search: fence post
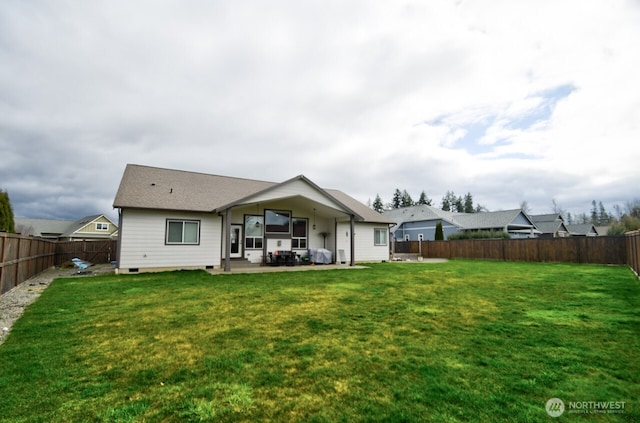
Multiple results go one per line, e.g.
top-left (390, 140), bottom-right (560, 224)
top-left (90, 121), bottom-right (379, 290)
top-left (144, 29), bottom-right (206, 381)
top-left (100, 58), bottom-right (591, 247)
top-left (0, 234), bottom-right (5, 291)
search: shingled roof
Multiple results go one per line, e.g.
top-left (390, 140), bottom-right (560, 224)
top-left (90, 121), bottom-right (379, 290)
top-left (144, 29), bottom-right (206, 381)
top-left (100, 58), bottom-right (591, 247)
top-left (385, 204), bottom-right (537, 232)
top-left (454, 209), bottom-right (528, 230)
top-left (383, 204), bottom-right (458, 228)
top-left (113, 164), bottom-right (274, 212)
top-left (113, 164), bottom-right (393, 224)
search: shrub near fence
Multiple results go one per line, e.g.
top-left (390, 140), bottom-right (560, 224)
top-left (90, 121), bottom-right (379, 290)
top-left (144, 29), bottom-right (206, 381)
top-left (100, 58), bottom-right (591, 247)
top-left (0, 233), bottom-right (56, 295)
top-left (395, 236), bottom-right (628, 265)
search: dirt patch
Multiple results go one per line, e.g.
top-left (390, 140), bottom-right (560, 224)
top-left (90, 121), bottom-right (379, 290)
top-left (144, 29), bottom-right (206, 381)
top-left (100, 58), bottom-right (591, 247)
top-left (0, 264), bottom-right (115, 345)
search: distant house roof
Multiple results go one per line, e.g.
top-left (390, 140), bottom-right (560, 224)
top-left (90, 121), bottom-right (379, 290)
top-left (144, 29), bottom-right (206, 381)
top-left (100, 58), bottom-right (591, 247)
top-left (531, 213), bottom-right (564, 223)
top-left (385, 205), bottom-right (538, 234)
top-left (533, 220), bottom-right (565, 234)
top-left (454, 209), bottom-right (531, 230)
top-left (529, 214), bottom-right (571, 236)
top-left (567, 224), bottom-right (599, 236)
top-left (15, 215), bottom-right (117, 240)
top-left (113, 164), bottom-right (394, 224)
top-left (383, 205), bottom-right (459, 229)
top-left (15, 217), bottom-right (74, 238)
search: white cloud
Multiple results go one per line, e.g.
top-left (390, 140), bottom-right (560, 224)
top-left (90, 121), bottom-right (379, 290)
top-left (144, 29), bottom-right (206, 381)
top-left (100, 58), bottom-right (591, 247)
top-left (0, 0), bottom-right (638, 220)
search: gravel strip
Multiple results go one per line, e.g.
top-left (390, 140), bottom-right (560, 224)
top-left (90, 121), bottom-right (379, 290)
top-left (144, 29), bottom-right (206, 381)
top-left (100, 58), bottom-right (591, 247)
top-left (0, 264), bottom-right (115, 345)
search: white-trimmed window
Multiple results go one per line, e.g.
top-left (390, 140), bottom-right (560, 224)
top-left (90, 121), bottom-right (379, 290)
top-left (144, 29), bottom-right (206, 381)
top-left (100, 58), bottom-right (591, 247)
top-left (166, 220), bottom-right (200, 245)
top-left (96, 222), bottom-right (110, 231)
top-left (292, 218), bottom-right (308, 249)
top-left (375, 228), bottom-right (388, 246)
top-left (245, 215), bottom-right (264, 249)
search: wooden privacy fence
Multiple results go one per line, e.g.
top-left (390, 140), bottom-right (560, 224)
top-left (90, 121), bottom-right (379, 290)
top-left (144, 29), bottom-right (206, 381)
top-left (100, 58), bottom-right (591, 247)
top-left (394, 236), bottom-right (628, 266)
top-left (627, 230), bottom-right (640, 277)
top-left (55, 239), bottom-right (117, 266)
top-left (0, 233), bottom-right (117, 296)
top-left (1, 233), bottom-right (56, 296)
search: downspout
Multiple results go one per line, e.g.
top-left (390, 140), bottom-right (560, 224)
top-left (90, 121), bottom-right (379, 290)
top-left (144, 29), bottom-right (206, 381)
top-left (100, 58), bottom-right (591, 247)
top-left (350, 214), bottom-right (355, 267)
top-left (224, 207), bottom-right (232, 272)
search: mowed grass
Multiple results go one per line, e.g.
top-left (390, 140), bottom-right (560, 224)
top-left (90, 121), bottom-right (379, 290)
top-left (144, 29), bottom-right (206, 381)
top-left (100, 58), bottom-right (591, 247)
top-left (0, 261), bottom-right (638, 422)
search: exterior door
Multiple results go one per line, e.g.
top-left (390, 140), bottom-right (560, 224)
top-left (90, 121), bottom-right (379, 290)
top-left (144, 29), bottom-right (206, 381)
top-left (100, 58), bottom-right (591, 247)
top-left (230, 225), bottom-right (242, 258)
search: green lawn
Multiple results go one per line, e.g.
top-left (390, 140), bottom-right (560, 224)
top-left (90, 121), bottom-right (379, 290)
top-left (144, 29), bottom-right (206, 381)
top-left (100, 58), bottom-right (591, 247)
top-left (0, 261), bottom-right (638, 422)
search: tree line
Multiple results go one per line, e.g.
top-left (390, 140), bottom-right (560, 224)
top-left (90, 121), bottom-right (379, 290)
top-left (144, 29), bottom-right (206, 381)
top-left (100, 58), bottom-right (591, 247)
top-left (372, 189), bottom-right (484, 214)
top-left (534, 198), bottom-right (640, 235)
top-left (371, 189), bottom-right (640, 235)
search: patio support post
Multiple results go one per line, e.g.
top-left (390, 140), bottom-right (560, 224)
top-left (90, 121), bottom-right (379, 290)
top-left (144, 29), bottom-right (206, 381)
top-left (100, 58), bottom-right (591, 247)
top-left (350, 214), bottom-right (355, 266)
top-left (224, 207), bottom-right (232, 272)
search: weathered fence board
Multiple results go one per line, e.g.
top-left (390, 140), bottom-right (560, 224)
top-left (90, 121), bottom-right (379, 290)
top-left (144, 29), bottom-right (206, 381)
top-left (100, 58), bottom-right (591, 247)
top-left (1, 234), bottom-right (117, 296)
top-left (0, 234), bottom-right (56, 295)
top-left (395, 236), bottom-right (628, 266)
top-left (627, 231), bottom-right (640, 277)
top-left (55, 240), bottom-right (117, 265)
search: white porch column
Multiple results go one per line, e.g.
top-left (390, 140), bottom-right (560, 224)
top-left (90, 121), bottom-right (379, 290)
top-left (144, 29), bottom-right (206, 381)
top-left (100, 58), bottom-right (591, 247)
top-left (350, 214), bottom-right (355, 266)
top-left (224, 207), bottom-right (232, 272)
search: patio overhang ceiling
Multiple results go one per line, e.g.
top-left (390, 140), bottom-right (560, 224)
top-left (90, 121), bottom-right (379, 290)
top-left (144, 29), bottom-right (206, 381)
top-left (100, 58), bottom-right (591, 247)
top-left (228, 195), bottom-right (360, 222)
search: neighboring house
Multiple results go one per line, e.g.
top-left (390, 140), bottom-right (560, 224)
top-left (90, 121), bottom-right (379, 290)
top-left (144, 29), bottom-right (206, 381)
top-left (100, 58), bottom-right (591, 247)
top-left (566, 224), bottom-right (599, 237)
top-left (530, 214), bottom-right (571, 238)
top-left (15, 215), bottom-right (118, 241)
top-left (385, 205), bottom-right (539, 241)
top-left (384, 206), bottom-right (460, 241)
top-left (112, 164), bottom-right (394, 273)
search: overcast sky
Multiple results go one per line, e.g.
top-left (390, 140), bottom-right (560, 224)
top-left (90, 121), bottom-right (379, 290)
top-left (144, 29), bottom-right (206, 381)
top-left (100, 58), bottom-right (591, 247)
top-left (1, 0), bottom-right (639, 222)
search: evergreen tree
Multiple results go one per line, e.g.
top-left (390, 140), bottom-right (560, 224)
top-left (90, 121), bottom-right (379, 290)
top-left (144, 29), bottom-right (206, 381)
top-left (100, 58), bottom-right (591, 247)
top-left (441, 191), bottom-right (465, 212)
top-left (463, 192), bottom-right (474, 213)
top-left (0, 190), bottom-right (16, 233)
top-left (391, 189), bottom-right (402, 209)
top-left (453, 195), bottom-right (464, 213)
top-left (598, 201), bottom-right (610, 224)
top-left (435, 222), bottom-right (444, 240)
top-left (372, 194), bottom-right (384, 213)
top-left (629, 200), bottom-right (640, 218)
top-left (590, 200), bottom-right (598, 224)
top-left (401, 190), bottom-right (414, 208)
top-left (441, 191), bottom-right (452, 211)
top-left (417, 191), bottom-right (432, 206)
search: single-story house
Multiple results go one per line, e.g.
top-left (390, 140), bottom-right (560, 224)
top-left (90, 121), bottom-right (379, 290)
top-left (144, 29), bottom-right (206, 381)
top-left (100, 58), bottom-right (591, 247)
top-left (112, 164), bottom-right (394, 273)
top-left (385, 204), bottom-right (539, 241)
top-left (566, 224), bottom-right (599, 237)
top-left (15, 215), bottom-right (118, 241)
top-left (530, 214), bottom-right (571, 238)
